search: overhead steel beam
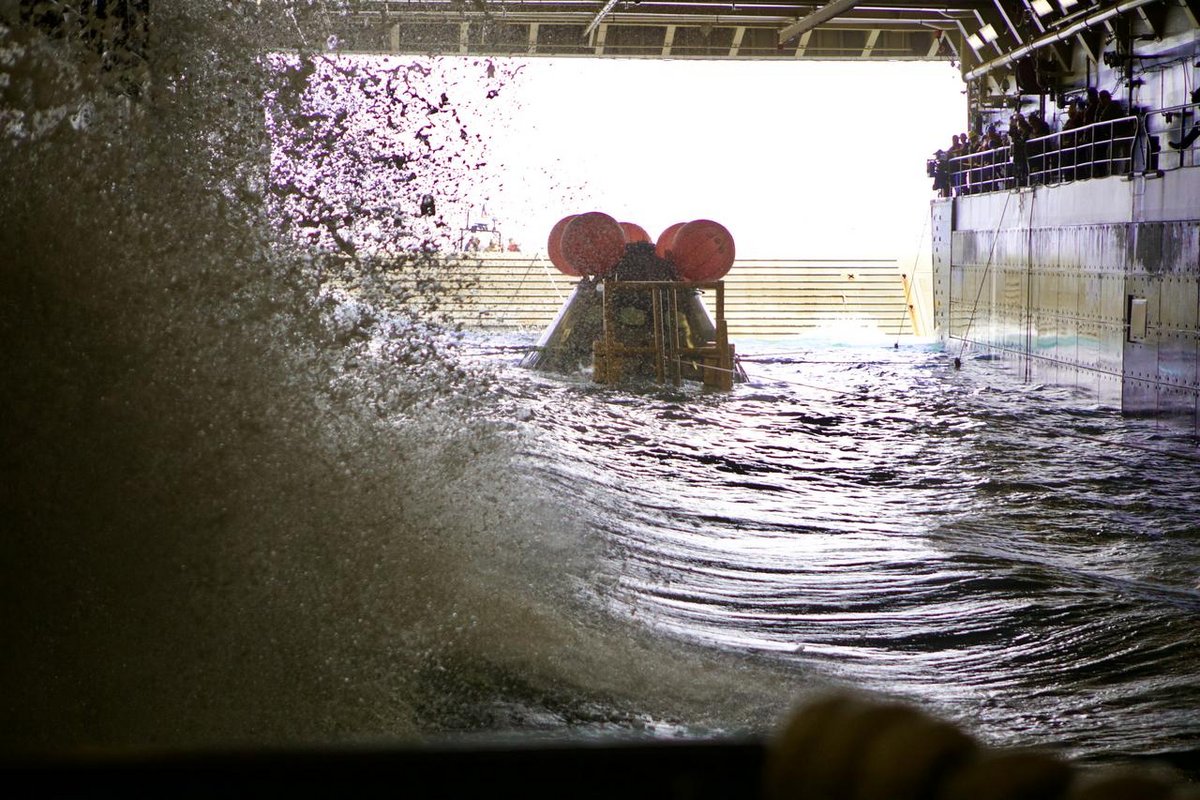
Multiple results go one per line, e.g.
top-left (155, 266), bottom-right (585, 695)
top-left (990, 0), bottom-right (1027, 46)
top-left (1075, 25), bottom-right (1105, 64)
top-left (346, 9), bottom-right (968, 33)
top-left (1014, 0), bottom-right (1071, 72)
top-left (778, 0), bottom-right (864, 44)
top-left (1183, 0), bottom-right (1200, 27)
top-left (583, 0), bottom-right (621, 40)
top-left (1136, 3), bottom-right (1167, 39)
top-left (963, 0), bottom-right (1161, 80)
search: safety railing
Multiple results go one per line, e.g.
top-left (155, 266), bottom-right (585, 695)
top-left (1143, 102), bottom-right (1200, 172)
top-left (946, 145), bottom-right (1014, 196)
top-left (1026, 115), bottom-right (1139, 185)
top-left (937, 115), bottom-right (1140, 197)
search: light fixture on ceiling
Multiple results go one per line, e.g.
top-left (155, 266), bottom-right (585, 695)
top-left (979, 23), bottom-right (999, 43)
top-left (1057, 0), bottom-right (1079, 11)
top-left (1031, 0), bottom-right (1054, 15)
top-left (967, 32), bottom-right (985, 52)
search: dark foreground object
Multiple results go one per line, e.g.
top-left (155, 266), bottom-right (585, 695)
top-left (3, 738), bottom-right (765, 799)
top-left (5, 693), bottom-right (1196, 798)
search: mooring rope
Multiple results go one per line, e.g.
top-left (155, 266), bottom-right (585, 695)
top-left (894, 212), bottom-right (930, 345)
top-left (955, 189), bottom-right (1014, 367)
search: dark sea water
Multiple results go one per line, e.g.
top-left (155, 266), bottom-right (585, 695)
top-left (2, 5), bottom-right (1197, 784)
top-left (460, 331), bottom-right (1200, 773)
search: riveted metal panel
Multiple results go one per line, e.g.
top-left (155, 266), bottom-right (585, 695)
top-left (1031, 268), bottom-right (1057, 364)
top-left (1129, 297), bottom-right (1149, 343)
top-left (1123, 291), bottom-right (1158, 414)
top-left (1060, 268), bottom-right (1082, 369)
top-left (931, 200), bottom-right (953, 338)
top-left (1133, 221), bottom-right (1192, 274)
top-left (1156, 272), bottom-right (1199, 399)
top-left (934, 177), bottom-right (1200, 427)
top-left (995, 228), bottom-right (1024, 268)
top-left (999, 267), bottom-right (1027, 351)
top-left (1029, 227), bottom-right (1058, 269)
top-left (1077, 274), bottom-right (1102, 371)
top-left (1122, 374), bottom-right (1159, 414)
top-left (1101, 224), bottom-right (1129, 272)
top-left (1099, 272), bottom-right (1126, 378)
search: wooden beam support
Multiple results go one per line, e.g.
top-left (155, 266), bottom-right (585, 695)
top-left (927, 31), bottom-right (944, 57)
top-left (862, 28), bottom-right (880, 58)
top-left (729, 25), bottom-right (745, 57)
top-left (794, 29), bottom-right (813, 57)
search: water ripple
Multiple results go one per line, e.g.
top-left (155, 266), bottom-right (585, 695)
top-left (473, 334), bottom-right (1200, 771)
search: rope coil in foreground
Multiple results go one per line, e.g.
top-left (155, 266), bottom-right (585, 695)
top-left (766, 692), bottom-right (1197, 800)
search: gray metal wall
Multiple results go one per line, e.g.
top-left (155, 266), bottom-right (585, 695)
top-left (934, 169), bottom-right (1200, 433)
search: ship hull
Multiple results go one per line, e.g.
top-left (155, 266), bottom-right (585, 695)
top-left (932, 167), bottom-right (1200, 435)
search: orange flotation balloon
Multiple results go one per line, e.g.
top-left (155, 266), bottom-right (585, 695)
top-left (619, 222), bottom-right (651, 244)
top-left (561, 211), bottom-right (626, 277)
top-left (670, 219), bottom-right (736, 281)
top-left (547, 215), bottom-right (580, 276)
top-left (655, 222), bottom-right (687, 261)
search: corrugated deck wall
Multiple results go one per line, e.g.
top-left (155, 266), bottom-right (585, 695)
top-left (422, 254), bottom-right (913, 336)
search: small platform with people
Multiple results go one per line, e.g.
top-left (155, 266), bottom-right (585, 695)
top-left (928, 86), bottom-right (1200, 197)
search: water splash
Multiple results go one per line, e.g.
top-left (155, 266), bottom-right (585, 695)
top-left (0, 3), bottom-right (818, 751)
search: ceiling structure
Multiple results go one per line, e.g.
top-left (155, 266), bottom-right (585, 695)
top-left (314, 0), bottom-right (1200, 79)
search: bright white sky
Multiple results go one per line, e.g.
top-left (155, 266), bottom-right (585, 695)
top-left (456, 57), bottom-right (966, 260)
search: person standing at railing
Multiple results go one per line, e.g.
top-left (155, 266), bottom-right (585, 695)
top-left (983, 124), bottom-right (1003, 150)
top-left (930, 149), bottom-right (951, 197)
top-left (1007, 112), bottom-right (1031, 141)
top-left (1028, 110), bottom-right (1050, 137)
top-left (1169, 125), bottom-right (1200, 150)
top-left (1096, 90), bottom-right (1123, 123)
top-left (1169, 87), bottom-right (1200, 150)
top-left (1062, 99), bottom-right (1086, 131)
top-left (1060, 99), bottom-right (1087, 181)
top-left (947, 134), bottom-right (968, 195)
top-left (1024, 111), bottom-right (1050, 185)
top-left (1091, 90), bottom-right (1125, 177)
top-left (1008, 112), bottom-right (1031, 187)
top-left (1083, 87), bottom-right (1100, 125)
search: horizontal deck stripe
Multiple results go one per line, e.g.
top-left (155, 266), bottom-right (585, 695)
top-left (380, 254), bottom-right (912, 336)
